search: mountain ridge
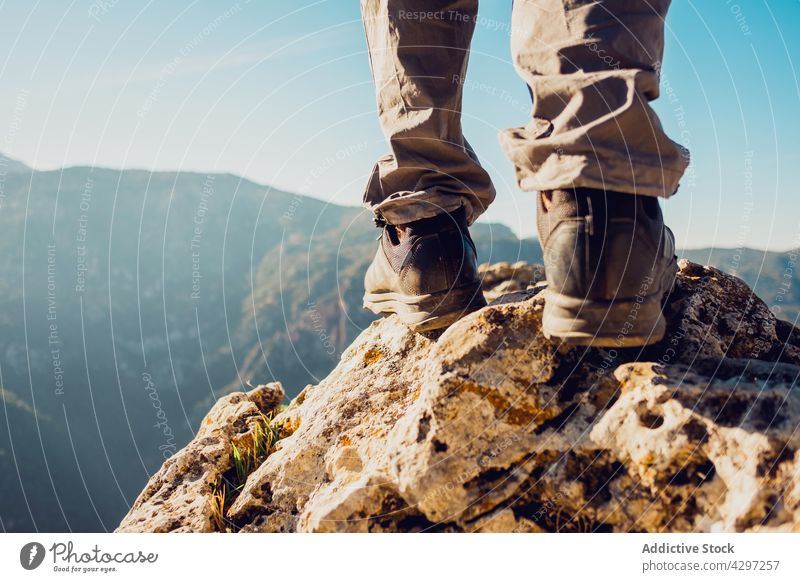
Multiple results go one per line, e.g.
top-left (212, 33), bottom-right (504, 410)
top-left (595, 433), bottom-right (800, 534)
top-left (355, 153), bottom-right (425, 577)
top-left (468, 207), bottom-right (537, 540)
top-left (4, 151), bottom-right (797, 253)
top-left (0, 152), bottom-right (32, 174)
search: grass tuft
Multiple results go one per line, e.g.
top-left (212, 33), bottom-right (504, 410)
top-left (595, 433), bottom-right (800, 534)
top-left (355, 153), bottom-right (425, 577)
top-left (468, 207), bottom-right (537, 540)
top-left (209, 411), bottom-right (284, 531)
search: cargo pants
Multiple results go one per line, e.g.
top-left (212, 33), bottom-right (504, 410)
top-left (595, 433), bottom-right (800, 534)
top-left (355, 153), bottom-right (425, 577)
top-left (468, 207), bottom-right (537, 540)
top-left (361, 0), bottom-right (689, 225)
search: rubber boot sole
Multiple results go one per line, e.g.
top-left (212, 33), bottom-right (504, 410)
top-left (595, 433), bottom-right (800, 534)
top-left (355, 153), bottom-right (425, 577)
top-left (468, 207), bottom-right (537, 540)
top-left (364, 283), bottom-right (487, 333)
top-left (542, 259), bottom-right (678, 347)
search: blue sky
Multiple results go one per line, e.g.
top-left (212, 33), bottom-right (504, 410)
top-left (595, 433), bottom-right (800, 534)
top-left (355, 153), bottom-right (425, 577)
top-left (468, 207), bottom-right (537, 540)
top-left (1, 0), bottom-right (798, 249)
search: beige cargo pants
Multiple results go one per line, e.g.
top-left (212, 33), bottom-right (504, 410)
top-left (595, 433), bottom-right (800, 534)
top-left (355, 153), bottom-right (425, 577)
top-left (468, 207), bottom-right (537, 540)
top-left (361, 0), bottom-right (689, 225)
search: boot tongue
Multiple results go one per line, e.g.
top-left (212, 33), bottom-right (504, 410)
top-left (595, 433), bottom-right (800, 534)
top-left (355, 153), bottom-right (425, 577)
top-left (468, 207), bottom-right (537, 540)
top-left (403, 205), bottom-right (468, 237)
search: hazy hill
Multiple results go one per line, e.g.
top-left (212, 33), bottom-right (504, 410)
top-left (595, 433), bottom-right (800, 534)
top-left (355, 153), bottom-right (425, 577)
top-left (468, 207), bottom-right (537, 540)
top-left (0, 152), bottom-right (32, 174)
top-left (0, 160), bottom-right (358, 531)
top-left (0, 154), bottom-right (797, 532)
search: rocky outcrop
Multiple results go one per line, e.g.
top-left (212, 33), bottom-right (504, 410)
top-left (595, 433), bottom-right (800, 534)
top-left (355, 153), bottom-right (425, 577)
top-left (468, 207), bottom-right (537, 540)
top-left (478, 261), bottom-right (545, 302)
top-left (118, 260), bottom-right (800, 533)
top-left (117, 383), bottom-right (284, 532)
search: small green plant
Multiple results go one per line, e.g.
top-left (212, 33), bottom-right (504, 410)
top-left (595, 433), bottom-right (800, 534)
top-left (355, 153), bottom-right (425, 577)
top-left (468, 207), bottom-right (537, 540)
top-left (210, 412), bottom-right (284, 531)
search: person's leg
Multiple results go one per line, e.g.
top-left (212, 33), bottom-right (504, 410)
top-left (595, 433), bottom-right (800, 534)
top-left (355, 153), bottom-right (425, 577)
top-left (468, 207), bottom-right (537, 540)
top-left (361, 0), bottom-right (495, 225)
top-left (502, 0), bottom-right (685, 346)
top-left (360, 0), bottom-right (490, 332)
top-left (500, 0), bottom-right (687, 197)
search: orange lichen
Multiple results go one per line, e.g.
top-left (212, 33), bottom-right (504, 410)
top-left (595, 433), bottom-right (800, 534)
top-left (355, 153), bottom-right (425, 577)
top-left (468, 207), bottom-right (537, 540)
top-left (363, 348), bottom-right (384, 365)
top-left (281, 416), bottom-right (302, 438)
top-left (459, 381), bottom-right (555, 426)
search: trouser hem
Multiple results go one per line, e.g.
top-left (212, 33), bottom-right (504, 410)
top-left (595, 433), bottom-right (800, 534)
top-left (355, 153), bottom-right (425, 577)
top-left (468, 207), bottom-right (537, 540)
top-left (370, 193), bottom-right (470, 226)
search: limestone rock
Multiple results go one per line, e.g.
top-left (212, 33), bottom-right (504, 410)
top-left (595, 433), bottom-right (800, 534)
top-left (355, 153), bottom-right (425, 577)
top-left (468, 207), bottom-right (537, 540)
top-left (479, 261), bottom-right (545, 302)
top-left (119, 261), bottom-right (800, 532)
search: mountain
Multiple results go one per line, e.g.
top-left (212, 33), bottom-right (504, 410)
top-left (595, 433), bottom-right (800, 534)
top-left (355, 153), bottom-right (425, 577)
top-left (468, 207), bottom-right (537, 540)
top-left (1, 161), bottom-right (798, 532)
top-left (117, 260), bottom-right (800, 532)
top-left (0, 152), bottom-right (33, 174)
top-left (0, 165), bottom-right (353, 531)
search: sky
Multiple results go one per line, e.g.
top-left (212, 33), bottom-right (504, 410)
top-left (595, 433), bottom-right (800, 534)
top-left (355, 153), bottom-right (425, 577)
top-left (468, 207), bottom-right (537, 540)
top-left (0, 0), bottom-right (799, 250)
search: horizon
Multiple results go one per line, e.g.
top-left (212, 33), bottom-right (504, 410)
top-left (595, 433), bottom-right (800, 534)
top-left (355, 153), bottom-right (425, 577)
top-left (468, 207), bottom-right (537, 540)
top-left (1, 148), bottom-right (795, 255)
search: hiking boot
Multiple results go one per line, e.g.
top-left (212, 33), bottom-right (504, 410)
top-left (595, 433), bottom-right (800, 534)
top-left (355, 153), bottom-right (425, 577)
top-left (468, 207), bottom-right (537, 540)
top-left (363, 206), bottom-right (486, 332)
top-left (538, 187), bottom-right (678, 347)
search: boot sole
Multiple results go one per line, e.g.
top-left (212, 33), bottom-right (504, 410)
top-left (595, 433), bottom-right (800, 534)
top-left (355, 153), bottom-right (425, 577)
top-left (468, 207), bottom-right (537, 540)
top-left (364, 283), bottom-right (487, 333)
top-left (542, 259), bottom-right (678, 347)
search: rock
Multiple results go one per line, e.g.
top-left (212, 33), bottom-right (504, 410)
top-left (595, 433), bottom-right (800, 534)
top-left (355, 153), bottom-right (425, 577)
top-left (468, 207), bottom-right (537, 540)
top-left (479, 261), bottom-right (545, 302)
top-left (591, 361), bottom-right (799, 532)
top-left (119, 261), bottom-right (800, 532)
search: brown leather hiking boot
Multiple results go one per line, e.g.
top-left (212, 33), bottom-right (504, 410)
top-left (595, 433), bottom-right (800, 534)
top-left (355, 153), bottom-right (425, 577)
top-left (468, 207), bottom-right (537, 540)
top-left (538, 187), bottom-right (678, 347)
top-left (363, 206), bottom-right (486, 332)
